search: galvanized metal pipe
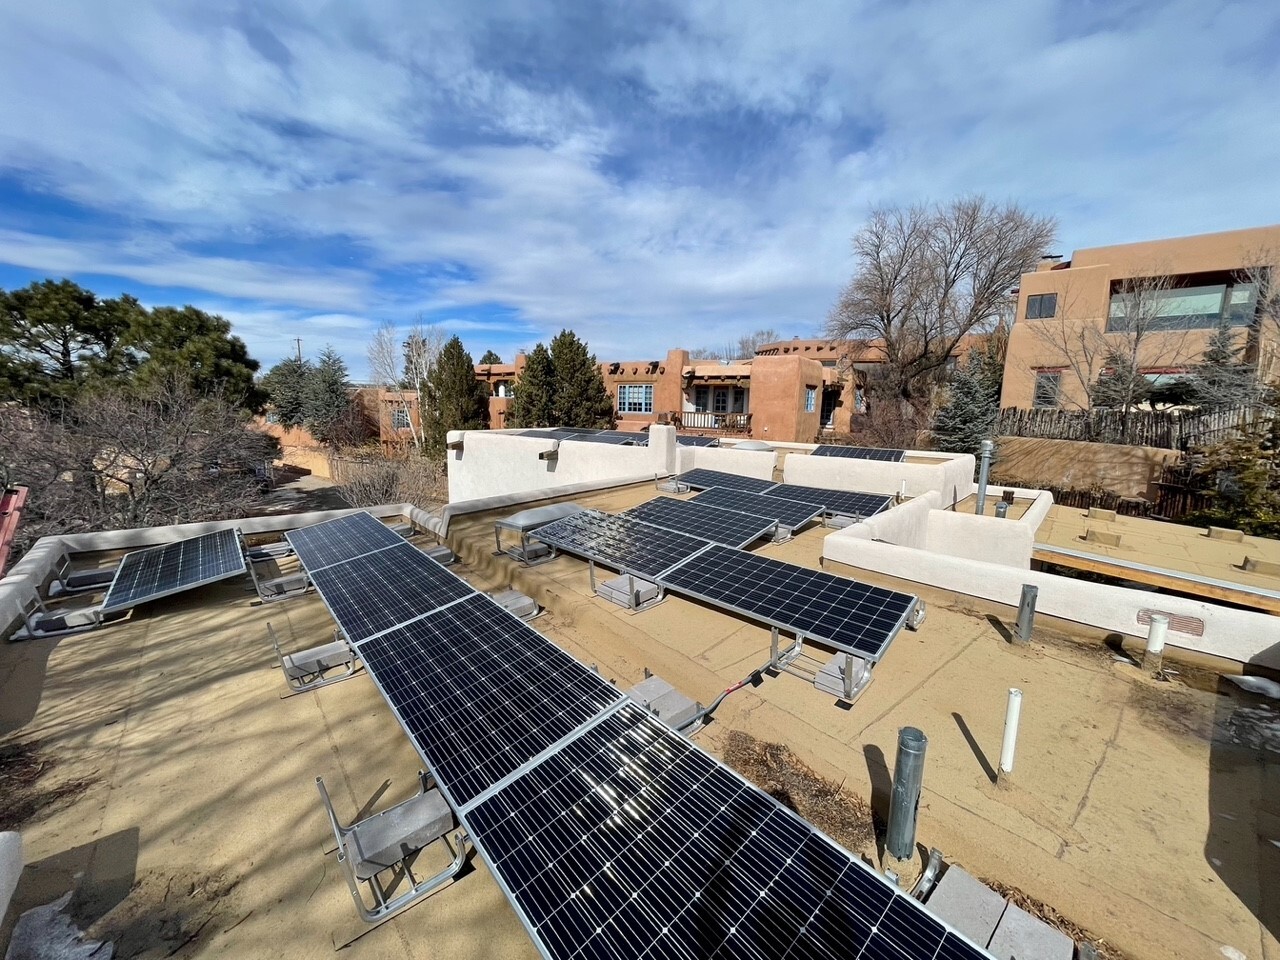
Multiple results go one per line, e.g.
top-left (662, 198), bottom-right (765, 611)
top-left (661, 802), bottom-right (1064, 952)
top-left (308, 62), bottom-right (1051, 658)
top-left (975, 439), bottom-right (994, 516)
top-left (886, 727), bottom-right (928, 861)
top-left (1014, 583), bottom-right (1038, 645)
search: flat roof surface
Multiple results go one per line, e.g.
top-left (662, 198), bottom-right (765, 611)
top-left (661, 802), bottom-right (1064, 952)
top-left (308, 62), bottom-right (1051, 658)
top-left (1035, 504), bottom-right (1280, 603)
top-left (2, 500), bottom-right (1277, 960)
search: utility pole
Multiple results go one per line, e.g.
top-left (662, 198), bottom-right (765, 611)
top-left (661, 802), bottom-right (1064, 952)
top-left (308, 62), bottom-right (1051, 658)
top-left (294, 338), bottom-right (303, 363)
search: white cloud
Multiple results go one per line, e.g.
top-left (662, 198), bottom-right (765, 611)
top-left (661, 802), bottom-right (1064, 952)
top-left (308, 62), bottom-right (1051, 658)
top-left (0, 0), bottom-right (1278, 366)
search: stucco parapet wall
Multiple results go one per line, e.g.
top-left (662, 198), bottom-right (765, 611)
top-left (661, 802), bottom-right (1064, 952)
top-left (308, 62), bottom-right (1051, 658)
top-left (676, 445), bottom-right (777, 480)
top-left (430, 476), bottom-right (656, 538)
top-left (784, 451), bottom-right (976, 505)
top-left (822, 535), bottom-right (1280, 667)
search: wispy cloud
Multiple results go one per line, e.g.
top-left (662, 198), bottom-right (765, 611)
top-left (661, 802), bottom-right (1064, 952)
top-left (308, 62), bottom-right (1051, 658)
top-left (1, 0), bottom-right (1278, 376)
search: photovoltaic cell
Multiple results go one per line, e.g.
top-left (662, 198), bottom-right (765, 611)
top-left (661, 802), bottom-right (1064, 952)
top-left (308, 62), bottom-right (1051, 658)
top-left (691, 487), bottom-right (824, 531)
top-left (658, 544), bottom-right (917, 660)
top-left (101, 528), bottom-right (246, 613)
top-left (622, 497), bottom-right (777, 548)
top-left (359, 594), bottom-right (623, 808)
top-left (811, 445), bottom-right (906, 462)
top-left (468, 702), bottom-right (991, 960)
top-left (308, 541), bottom-right (474, 642)
top-left (767, 483), bottom-right (894, 520)
top-left (284, 512), bottom-right (404, 571)
top-left (675, 435), bottom-right (719, 447)
top-left (531, 510), bottom-right (709, 581)
top-left (676, 468), bottom-right (779, 494)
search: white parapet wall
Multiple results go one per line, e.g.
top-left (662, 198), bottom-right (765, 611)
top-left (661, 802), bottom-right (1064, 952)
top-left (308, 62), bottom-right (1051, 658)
top-left (446, 426), bottom-right (676, 503)
top-left (784, 450), bottom-right (976, 506)
top-left (676, 445), bottom-right (777, 480)
top-left (823, 531), bottom-right (1280, 667)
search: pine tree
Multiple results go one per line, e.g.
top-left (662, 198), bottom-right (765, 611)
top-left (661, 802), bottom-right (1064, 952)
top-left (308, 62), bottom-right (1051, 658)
top-left (549, 329), bottom-right (614, 428)
top-left (261, 357), bottom-right (312, 426)
top-left (1090, 351), bottom-right (1150, 411)
top-left (931, 348), bottom-right (1002, 453)
top-left (424, 336), bottom-right (489, 456)
top-left (1187, 318), bottom-right (1260, 412)
top-left (508, 343), bottom-right (555, 427)
top-left (305, 346), bottom-right (353, 445)
top-left (479, 349), bottom-right (502, 365)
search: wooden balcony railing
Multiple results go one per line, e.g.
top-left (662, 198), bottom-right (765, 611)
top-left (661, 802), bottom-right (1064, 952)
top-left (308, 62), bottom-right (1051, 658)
top-left (660, 411), bottom-right (752, 434)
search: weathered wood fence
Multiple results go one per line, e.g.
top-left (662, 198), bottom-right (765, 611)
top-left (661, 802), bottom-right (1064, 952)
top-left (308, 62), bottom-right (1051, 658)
top-left (995, 406), bottom-right (1268, 450)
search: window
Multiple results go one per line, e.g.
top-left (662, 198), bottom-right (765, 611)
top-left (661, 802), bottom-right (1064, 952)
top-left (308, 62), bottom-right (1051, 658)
top-left (713, 389), bottom-right (729, 413)
top-left (617, 383), bottom-right (654, 414)
top-left (693, 386), bottom-right (745, 413)
top-left (1025, 293), bottom-right (1058, 319)
top-left (805, 387), bottom-right (816, 413)
top-left (1106, 279), bottom-right (1259, 332)
top-left (1033, 372), bottom-right (1061, 409)
top-left (391, 406), bottom-right (411, 430)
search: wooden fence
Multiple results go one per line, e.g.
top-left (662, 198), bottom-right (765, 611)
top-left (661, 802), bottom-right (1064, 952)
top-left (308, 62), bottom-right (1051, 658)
top-left (995, 406), bottom-right (1268, 450)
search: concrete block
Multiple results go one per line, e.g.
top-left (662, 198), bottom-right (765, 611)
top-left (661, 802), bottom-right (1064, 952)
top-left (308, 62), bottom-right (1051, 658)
top-left (1243, 556), bottom-right (1280, 578)
top-left (0, 831), bottom-right (21, 925)
top-left (1208, 526), bottom-right (1245, 542)
top-left (423, 545), bottom-right (456, 565)
top-left (597, 575), bottom-right (660, 610)
top-left (627, 675), bottom-right (699, 728)
top-left (925, 865), bottom-right (1005, 948)
top-left (490, 588), bottom-right (540, 620)
top-left (1083, 528), bottom-right (1122, 547)
top-left (1086, 507), bottom-right (1117, 522)
top-left (813, 652), bottom-right (873, 702)
top-left (988, 902), bottom-right (1074, 960)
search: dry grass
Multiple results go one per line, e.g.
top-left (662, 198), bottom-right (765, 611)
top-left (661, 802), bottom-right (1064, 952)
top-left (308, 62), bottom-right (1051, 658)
top-left (0, 737), bottom-right (96, 831)
top-left (980, 876), bottom-right (1133, 960)
top-left (722, 730), bottom-right (875, 852)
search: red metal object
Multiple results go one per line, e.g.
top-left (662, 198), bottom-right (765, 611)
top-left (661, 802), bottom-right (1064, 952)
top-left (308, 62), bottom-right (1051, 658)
top-left (0, 485), bottom-right (30, 577)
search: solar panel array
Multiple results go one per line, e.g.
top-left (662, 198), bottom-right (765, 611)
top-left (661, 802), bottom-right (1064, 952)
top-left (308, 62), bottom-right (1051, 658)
top-left (768, 483), bottom-right (894, 519)
top-left (812, 444), bottom-right (906, 462)
top-left (289, 511), bottom-right (989, 960)
top-left (517, 429), bottom-right (649, 446)
top-left (284, 511), bottom-right (404, 571)
top-left (469, 702), bottom-right (988, 960)
top-left (622, 497), bottom-right (777, 548)
top-left (690, 486), bottom-right (825, 530)
top-left (659, 543), bottom-right (917, 660)
top-left (531, 510), bottom-right (710, 580)
top-left (101, 528), bottom-right (247, 613)
top-left (675, 435), bottom-right (719, 447)
top-left (676, 468), bottom-right (779, 494)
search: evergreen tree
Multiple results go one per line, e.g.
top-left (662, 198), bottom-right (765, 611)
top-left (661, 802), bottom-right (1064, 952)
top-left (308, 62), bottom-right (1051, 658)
top-left (1187, 318), bottom-right (1260, 411)
top-left (479, 349), bottom-right (502, 365)
top-left (931, 348), bottom-right (1002, 454)
top-left (128, 305), bottom-right (263, 408)
top-left (508, 343), bottom-right (555, 427)
top-left (424, 336), bottom-right (489, 457)
top-left (304, 346), bottom-right (353, 445)
top-left (261, 357), bottom-right (313, 427)
top-left (549, 329), bottom-right (614, 428)
top-left (1090, 351), bottom-right (1150, 410)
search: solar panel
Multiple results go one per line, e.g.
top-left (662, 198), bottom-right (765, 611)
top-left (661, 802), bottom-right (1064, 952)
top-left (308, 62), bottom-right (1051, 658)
top-left (623, 497), bottom-right (777, 548)
top-left (308, 541), bottom-right (475, 642)
top-left (101, 528), bottom-right (247, 613)
top-left (359, 593), bottom-right (624, 808)
top-left (468, 701), bottom-right (991, 960)
top-left (284, 512), bottom-right (404, 571)
top-left (675, 435), bottom-right (719, 447)
top-left (659, 544), bottom-right (917, 660)
top-left (562, 433), bottom-right (635, 445)
top-left (768, 483), bottom-right (894, 519)
top-left (677, 468), bottom-right (779, 494)
top-left (811, 445), bottom-right (906, 462)
top-left (691, 486), bottom-right (824, 530)
top-left (531, 510), bottom-right (709, 580)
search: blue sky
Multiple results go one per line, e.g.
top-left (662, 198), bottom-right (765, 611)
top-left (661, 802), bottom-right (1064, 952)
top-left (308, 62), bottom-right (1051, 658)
top-left (1, 0), bottom-right (1278, 379)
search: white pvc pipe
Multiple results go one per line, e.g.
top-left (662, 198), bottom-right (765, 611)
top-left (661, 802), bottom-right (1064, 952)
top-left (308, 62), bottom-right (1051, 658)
top-left (1146, 614), bottom-right (1169, 656)
top-left (999, 688), bottom-right (1023, 775)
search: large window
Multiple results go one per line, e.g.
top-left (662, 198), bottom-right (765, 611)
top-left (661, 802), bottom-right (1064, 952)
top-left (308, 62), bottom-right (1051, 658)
top-left (391, 406), bottom-right (411, 430)
top-left (1025, 293), bottom-right (1057, 319)
top-left (804, 387), bottom-right (816, 413)
top-left (694, 386), bottom-right (746, 413)
top-left (617, 383), bottom-right (654, 414)
top-left (1107, 279), bottom-right (1257, 332)
top-left (1033, 371), bottom-right (1061, 409)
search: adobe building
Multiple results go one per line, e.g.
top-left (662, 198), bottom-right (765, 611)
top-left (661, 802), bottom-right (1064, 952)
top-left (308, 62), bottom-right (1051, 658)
top-left (1001, 224), bottom-right (1280, 410)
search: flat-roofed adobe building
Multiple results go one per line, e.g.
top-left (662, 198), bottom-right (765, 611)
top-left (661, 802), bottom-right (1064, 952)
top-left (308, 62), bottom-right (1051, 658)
top-left (1001, 224), bottom-right (1280, 411)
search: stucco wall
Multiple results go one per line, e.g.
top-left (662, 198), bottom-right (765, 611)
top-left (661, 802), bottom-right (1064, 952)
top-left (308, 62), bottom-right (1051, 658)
top-left (783, 451), bottom-right (976, 505)
top-left (823, 535), bottom-right (1280, 667)
top-left (677, 445), bottom-right (777, 480)
top-left (446, 427), bottom-right (675, 503)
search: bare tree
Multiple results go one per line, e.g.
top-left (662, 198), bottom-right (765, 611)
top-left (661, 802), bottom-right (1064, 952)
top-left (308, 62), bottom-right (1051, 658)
top-left (1237, 246), bottom-right (1280, 383)
top-left (735, 328), bottom-right (781, 359)
top-left (828, 197), bottom-right (1056, 415)
top-left (332, 450), bottom-right (447, 508)
top-left (0, 378), bottom-right (279, 555)
top-left (368, 319), bottom-right (446, 452)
